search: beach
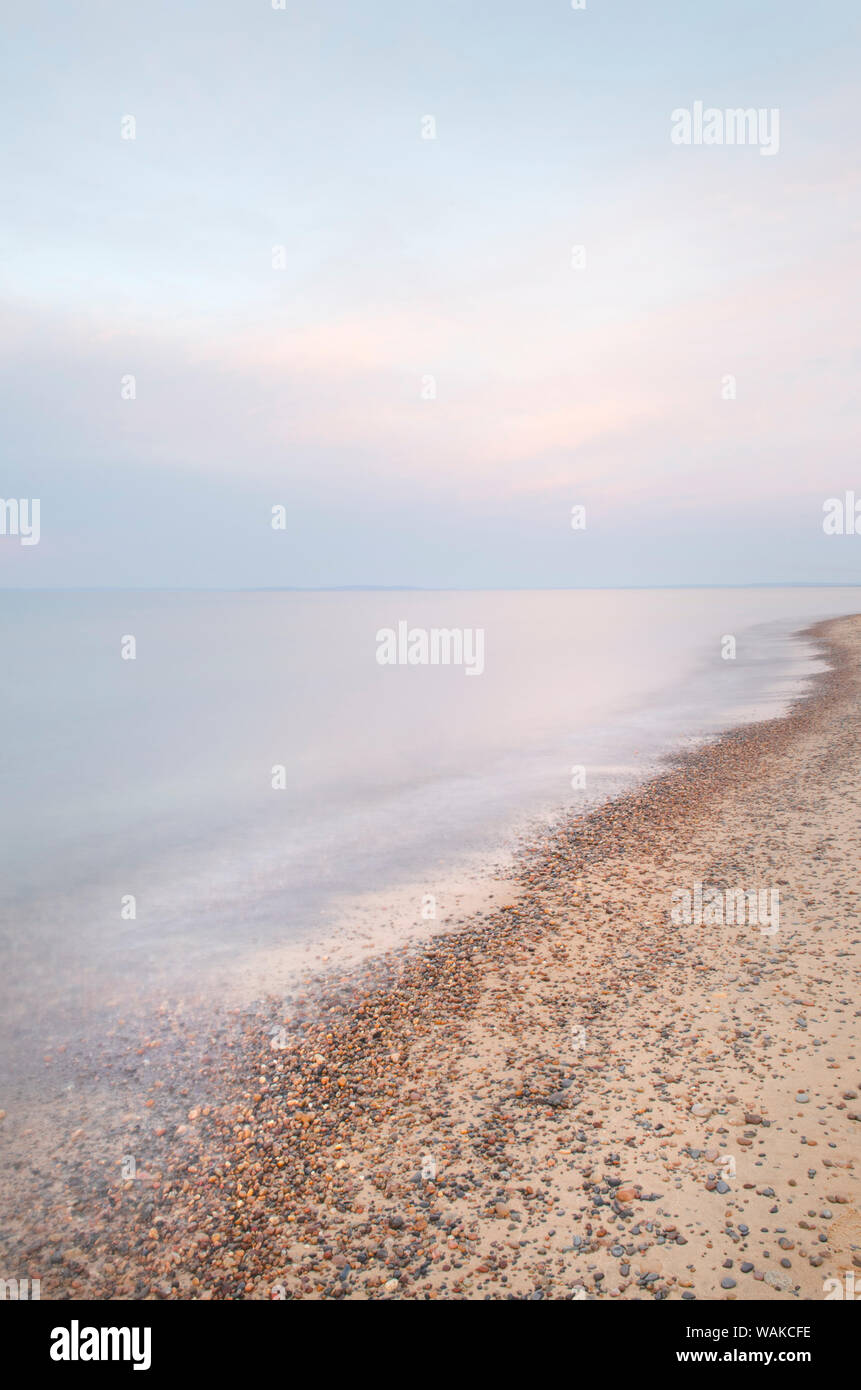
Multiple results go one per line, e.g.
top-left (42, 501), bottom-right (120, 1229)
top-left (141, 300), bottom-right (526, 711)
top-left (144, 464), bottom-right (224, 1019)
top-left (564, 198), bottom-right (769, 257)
top-left (2, 612), bottom-right (860, 1301)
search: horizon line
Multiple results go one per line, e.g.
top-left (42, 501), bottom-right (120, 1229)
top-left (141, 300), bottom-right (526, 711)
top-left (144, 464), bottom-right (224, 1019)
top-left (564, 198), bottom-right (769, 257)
top-left (2, 582), bottom-right (860, 595)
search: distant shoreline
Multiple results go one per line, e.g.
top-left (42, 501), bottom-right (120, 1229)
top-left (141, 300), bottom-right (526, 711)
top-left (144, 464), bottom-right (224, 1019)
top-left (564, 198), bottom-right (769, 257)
top-left (2, 583), bottom-right (860, 593)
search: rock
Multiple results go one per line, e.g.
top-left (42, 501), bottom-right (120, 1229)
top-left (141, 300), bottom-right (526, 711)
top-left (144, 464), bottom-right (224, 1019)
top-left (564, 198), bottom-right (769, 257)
top-left (540, 1091), bottom-right (571, 1107)
top-left (721, 1277), bottom-right (737, 1289)
top-left (764, 1271), bottom-right (793, 1291)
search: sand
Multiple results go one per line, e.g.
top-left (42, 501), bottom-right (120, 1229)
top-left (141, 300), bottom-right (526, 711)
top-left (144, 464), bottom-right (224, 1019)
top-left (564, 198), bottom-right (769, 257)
top-left (2, 613), bottom-right (859, 1301)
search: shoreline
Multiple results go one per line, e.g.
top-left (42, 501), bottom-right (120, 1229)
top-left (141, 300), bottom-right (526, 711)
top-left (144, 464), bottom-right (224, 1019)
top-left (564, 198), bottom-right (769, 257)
top-left (0, 592), bottom-right (841, 1078)
top-left (2, 613), bottom-right (860, 1300)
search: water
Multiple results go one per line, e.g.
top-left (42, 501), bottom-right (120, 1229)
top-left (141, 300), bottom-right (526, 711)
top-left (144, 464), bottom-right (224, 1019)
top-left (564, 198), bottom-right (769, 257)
top-left (0, 586), bottom-right (858, 1081)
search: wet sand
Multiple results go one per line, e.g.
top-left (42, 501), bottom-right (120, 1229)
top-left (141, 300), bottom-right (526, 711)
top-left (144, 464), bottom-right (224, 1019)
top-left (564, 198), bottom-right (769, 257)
top-left (2, 614), bottom-right (860, 1300)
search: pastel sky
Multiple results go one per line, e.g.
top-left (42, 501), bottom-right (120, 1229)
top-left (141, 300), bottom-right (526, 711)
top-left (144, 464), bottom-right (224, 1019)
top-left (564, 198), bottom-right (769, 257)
top-left (2, 0), bottom-right (860, 587)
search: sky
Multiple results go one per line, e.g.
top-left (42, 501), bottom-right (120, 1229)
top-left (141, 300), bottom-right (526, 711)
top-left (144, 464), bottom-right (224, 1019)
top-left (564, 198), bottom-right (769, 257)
top-left (1, 0), bottom-right (860, 588)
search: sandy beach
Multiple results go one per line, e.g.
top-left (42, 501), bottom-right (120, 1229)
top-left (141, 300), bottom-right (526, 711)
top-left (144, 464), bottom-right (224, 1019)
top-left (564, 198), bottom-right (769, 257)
top-left (2, 613), bottom-right (860, 1302)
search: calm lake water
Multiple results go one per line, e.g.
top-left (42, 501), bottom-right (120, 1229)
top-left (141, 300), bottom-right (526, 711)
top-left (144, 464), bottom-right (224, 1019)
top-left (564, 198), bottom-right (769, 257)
top-left (0, 587), bottom-right (858, 1084)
